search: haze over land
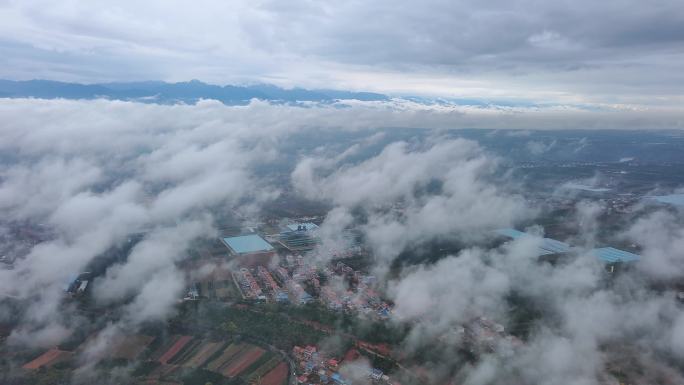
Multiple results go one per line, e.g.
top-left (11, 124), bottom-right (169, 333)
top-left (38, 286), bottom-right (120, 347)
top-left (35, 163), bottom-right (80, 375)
top-left (1, 1), bottom-right (684, 385)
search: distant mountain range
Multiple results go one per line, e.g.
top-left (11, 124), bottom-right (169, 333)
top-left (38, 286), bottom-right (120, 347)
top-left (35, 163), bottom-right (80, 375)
top-left (0, 79), bottom-right (389, 105)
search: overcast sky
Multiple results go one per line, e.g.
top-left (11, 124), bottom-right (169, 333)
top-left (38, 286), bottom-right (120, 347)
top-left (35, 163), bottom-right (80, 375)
top-left (1, 0), bottom-right (684, 108)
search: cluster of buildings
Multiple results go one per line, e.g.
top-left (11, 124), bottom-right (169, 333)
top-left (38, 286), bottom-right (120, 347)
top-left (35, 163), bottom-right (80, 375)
top-left (317, 262), bottom-right (391, 320)
top-left (462, 317), bottom-right (523, 356)
top-left (292, 263), bottom-right (320, 289)
top-left (234, 268), bottom-right (266, 301)
top-left (0, 221), bottom-right (54, 268)
top-left (220, 222), bottom-right (391, 318)
top-left (268, 264), bottom-right (313, 304)
top-left (257, 266), bottom-right (289, 303)
top-left (292, 345), bottom-right (393, 385)
top-left (319, 286), bottom-right (344, 311)
top-left (182, 283), bottom-right (200, 301)
top-left (225, 239), bottom-right (391, 318)
top-left (286, 278), bottom-right (314, 305)
top-left (232, 263), bottom-right (313, 304)
top-left (221, 227), bottom-right (318, 304)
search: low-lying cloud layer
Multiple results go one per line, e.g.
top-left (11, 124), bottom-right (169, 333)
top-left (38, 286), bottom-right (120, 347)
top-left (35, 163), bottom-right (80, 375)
top-left (0, 97), bottom-right (529, 345)
top-left (387, 234), bottom-right (684, 384)
top-left (294, 137), bottom-right (528, 271)
top-left (0, 99), bottom-right (296, 347)
top-left (1, 98), bottom-right (684, 384)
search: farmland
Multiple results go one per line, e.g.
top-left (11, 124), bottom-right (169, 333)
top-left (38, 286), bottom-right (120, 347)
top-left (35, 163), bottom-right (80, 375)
top-left (22, 348), bottom-right (73, 370)
top-left (207, 342), bottom-right (246, 372)
top-left (19, 334), bottom-right (288, 385)
top-left (110, 334), bottom-right (155, 360)
top-left (259, 361), bottom-right (289, 385)
top-left (139, 337), bottom-right (289, 383)
top-left (245, 355), bottom-right (282, 383)
top-left (220, 345), bottom-right (265, 377)
top-left (183, 341), bottom-right (225, 368)
top-left (149, 341), bottom-right (285, 383)
top-left (204, 343), bottom-right (280, 379)
top-left (157, 335), bottom-right (193, 364)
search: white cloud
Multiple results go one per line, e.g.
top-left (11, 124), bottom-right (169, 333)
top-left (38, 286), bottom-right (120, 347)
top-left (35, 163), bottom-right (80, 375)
top-left (294, 136), bottom-right (529, 268)
top-left (2, 98), bottom-right (684, 385)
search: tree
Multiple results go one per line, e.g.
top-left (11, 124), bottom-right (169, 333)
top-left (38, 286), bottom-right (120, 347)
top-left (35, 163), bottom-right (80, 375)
top-left (221, 321), bottom-right (238, 334)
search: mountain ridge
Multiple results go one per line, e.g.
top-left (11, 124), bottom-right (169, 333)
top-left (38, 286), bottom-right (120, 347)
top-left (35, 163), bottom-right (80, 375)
top-left (0, 79), bottom-right (390, 105)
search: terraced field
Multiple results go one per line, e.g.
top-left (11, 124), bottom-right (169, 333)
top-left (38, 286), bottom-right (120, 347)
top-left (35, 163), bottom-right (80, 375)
top-left (245, 354), bottom-right (282, 383)
top-left (220, 345), bottom-right (265, 377)
top-left (157, 335), bottom-right (192, 364)
top-left (182, 341), bottom-right (226, 368)
top-left (260, 361), bottom-right (289, 385)
top-left (110, 334), bottom-right (155, 360)
top-left (167, 338), bottom-right (204, 365)
top-left (149, 335), bottom-right (181, 361)
top-left (22, 348), bottom-right (73, 370)
top-left (206, 342), bottom-right (246, 372)
top-left (21, 333), bottom-right (287, 384)
top-left (202, 342), bottom-right (286, 380)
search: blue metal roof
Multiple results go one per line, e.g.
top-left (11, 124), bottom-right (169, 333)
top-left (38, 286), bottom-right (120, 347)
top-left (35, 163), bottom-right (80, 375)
top-left (540, 238), bottom-right (572, 254)
top-left (645, 194), bottom-right (684, 207)
top-left (590, 247), bottom-right (640, 263)
top-left (223, 234), bottom-right (274, 254)
top-left (63, 274), bottom-right (78, 291)
top-left (495, 228), bottom-right (571, 255)
top-left (494, 228), bottom-right (527, 239)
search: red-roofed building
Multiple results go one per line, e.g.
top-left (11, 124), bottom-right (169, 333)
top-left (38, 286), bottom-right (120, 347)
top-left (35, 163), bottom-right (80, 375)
top-left (343, 348), bottom-right (360, 363)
